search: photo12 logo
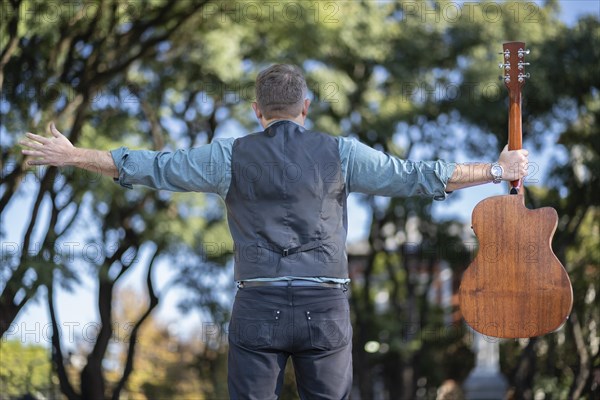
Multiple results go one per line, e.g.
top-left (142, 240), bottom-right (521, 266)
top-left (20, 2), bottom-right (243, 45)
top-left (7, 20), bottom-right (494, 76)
top-left (399, 1), bottom-right (540, 24)
top-left (200, 1), bottom-right (340, 24)
top-left (3, 321), bottom-right (136, 344)
top-left (0, 2), bottom-right (158, 24)
top-left (1, 241), bottom-right (138, 265)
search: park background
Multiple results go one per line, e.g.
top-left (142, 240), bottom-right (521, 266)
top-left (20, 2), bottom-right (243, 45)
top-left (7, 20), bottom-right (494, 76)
top-left (1, 0), bottom-right (598, 398)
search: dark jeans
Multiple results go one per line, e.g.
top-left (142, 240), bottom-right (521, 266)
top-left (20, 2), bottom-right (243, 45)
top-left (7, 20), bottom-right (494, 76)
top-left (228, 286), bottom-right (353, 399)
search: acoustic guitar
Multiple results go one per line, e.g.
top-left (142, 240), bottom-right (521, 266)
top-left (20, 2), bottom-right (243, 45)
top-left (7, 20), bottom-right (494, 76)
top-left (458, 42), bottom-right (573, 338)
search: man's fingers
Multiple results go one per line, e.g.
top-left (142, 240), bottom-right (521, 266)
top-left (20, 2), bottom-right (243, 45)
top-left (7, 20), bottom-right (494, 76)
top-left (21, 151), bottom-right (47, 165)
top-left (20, 140), bottom-right (44, 151)
top-left (19, 124), bottom-right (67, 168)
top-left (19, 140), bottom-right (40, 150)
top-left (27, 159), bottom-right (47, 166)
top-left (49, 121), bottom-right (61, 138)
top-left (24, 132), bottom-right (50, 144)
top-left (21, 149), bottom-right (44, 157)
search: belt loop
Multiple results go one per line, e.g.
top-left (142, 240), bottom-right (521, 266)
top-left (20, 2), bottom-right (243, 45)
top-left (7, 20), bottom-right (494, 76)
top-left (343, 283), bottom-right (348, 292)
top-left (282, 248), bottom-right (289, 257)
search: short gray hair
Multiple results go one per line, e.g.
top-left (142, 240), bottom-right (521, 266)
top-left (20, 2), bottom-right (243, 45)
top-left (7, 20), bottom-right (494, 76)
top-left (255, 64), bottom-right (307, 120)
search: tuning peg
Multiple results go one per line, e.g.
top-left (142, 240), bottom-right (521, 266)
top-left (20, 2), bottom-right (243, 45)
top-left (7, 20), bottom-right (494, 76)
top-left (518, 48), bottom-right (530, 58)
top-left (499, 62), bottom-right (511, 70)
top-left (499, 49), bottom-right (510, 59)
top-left (518, 72), bottom-right (530, 82)
top-left (518, 61), bottom-right (530, 70)
top-left (504, 75), bottom-right (511, 84)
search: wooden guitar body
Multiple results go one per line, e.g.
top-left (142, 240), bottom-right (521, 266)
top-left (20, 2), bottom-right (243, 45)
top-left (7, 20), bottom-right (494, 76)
top-left (459, 41), bottom-right (573, 338)
top-left (459, 194), bottom-right (573, 338)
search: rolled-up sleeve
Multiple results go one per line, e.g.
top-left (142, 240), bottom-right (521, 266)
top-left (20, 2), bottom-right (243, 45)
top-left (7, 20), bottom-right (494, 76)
top-left (339, 137), bottom-right (455, 200)
top-left (110, 138), bottom-right (234, 198)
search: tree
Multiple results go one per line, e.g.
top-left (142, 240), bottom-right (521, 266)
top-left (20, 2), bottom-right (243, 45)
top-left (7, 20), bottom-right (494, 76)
top-left (109, 288), bottom-right (221, 399)
top-left (1, 1), bottom-right (232, 398)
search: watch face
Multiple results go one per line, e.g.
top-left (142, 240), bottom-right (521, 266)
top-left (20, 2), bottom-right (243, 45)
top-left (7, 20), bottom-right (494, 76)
top-left (492, 165), bottom-right (502, 178)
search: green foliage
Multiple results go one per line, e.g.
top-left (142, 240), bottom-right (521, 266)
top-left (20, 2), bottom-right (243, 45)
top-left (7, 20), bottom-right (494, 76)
top-left (0, 340), bottom-right (54, 397)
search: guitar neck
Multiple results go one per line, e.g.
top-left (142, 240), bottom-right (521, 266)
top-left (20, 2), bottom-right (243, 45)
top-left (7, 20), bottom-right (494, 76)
top-left (508, 90), bottom-right (522, 192)
top-left (508, 91), bottom-right (522, 151)
top-left (501, 41), bottom-right (529, 193)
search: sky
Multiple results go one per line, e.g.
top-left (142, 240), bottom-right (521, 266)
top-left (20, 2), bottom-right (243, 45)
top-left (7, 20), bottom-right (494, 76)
top-left (554, 0), bottom-right (599, 25)
top-left (3, 0), bottom-right (599, 347)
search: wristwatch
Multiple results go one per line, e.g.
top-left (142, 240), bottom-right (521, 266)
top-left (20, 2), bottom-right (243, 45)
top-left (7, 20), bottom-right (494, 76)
top-left (490, 163), bottom-right (503, 184)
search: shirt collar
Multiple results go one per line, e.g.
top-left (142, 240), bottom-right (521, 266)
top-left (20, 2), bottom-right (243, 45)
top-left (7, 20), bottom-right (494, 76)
top-left (266, 119), bottom-right (304, 129)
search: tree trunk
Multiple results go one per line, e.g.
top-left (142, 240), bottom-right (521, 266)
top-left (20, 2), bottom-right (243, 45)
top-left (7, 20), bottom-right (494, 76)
top-left (512, 338), bottom-right (537, 400)
top-left (80, 279), bottom-right (114, 399)
top-left (568, 312), bottom-right (591, 399)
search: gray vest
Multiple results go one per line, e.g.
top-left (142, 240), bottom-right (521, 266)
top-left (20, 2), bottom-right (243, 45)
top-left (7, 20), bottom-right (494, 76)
top-left (225, 121), bottom-right (348, 281)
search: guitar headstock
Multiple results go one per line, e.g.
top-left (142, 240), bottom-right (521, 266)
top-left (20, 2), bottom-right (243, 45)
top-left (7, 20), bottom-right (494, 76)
top-left (499, 41), bottom-right (530, 93)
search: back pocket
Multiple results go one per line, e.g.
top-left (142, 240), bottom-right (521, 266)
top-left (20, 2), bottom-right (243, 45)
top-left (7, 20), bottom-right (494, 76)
top-left (229, 303), bottom-right (280, 349)
top-left (305, 302), bottom-right (351, 351)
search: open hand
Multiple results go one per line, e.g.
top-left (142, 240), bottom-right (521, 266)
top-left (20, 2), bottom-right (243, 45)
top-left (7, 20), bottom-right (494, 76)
top-left (498, 144), bottom-right (529, 181)
top-left (20, 122), bottom-right (75, 167)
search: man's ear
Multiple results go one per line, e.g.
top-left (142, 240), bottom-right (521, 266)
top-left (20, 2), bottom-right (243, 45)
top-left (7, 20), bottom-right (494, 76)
top-left (301, 98), bottom-right (311, 117)
top-left (252, 102), bottom-right (263, 119)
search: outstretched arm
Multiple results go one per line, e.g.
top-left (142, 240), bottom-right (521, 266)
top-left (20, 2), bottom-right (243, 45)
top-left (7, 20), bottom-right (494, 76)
top-left (445, 145), bottom-right (529, 192)
top-left (20, 122), bottom-right (118, 178)
top-left (341, 138), bottom-right (529, 199)
top-left (20, 122), bottom-right (233, 195)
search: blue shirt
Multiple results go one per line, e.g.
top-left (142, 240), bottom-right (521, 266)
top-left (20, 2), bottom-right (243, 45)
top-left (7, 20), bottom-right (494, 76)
top-left (110, 123), bottom-right (455, 283)
top-left (111, 132), bottom-right (454, 200)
